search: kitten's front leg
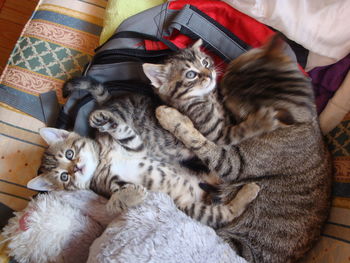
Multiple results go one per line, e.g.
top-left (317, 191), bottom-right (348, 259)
top-left (220, 107), bottom-right (281, 145)
top-left (156, 106), bottom-right (241, 181)
top-left (107, 183), bottom-right (148, 215)
top-left (90, 109), bottom-right (144, 151)
top-left (156, 106), bottom-right (209, 151)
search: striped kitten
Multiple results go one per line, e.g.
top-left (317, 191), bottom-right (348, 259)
top-left (143, 39), bottom-right (280, 146)
top-left (26, 83), bottom-right (272, 228)
top-left (155, 36), bottom-right (333, 263)
top-left (27, 124), bottom-right (258, 228)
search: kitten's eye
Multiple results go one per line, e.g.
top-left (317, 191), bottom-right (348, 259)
top-left (186, 71), bottom-right (197, 79)
top-left (65, 149), bottom-right (74, 160)
top-left (202, 59), bottom-right (210, 68)
top-left (60, 172), bottom-right (69, 182)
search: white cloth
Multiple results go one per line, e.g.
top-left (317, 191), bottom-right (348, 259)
top-left (222, 0), bottom-right (350, 70)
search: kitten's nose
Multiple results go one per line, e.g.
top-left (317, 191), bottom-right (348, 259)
top-left (201, 69), bottom-right (212, 80)
top-left (73, 165), bottom-right (80, 173)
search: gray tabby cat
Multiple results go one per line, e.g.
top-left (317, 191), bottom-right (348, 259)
top-left (27, 76), bottom-right (278, 228)
top-left (145, 36), bottom-right (333, 263)
top-left (143, 39), bottom-right (280, 147)
top-left (27, 125), bottom-right (257, 228)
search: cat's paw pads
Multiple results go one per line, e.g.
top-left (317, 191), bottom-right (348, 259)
top-left (90, 110), bottom-right (118, 132)
top-left (253, 107), bottom-right (280, 132)
top-left (106, 184), bottom-right (148, 215)
top-left (156, 106), bottom-right (193, 132)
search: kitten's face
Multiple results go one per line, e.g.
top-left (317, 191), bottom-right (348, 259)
top-left (27, 128), bottom-right (99, 191)
top-left (143, 39), bottom-right (217, 103)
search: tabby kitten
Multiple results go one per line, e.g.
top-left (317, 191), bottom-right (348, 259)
top-left (62, 76), bottom-right (275, 178)
top-left (27, 125), bottom-right (260, 228)
top-left (27, 77), bottom-right (272, 229)
top-left (154, 36), bottom-right (332, 263)
top-left (62, 78), bottom-right (194, 166)
top-left (143, 39), bottom-right (280, 146)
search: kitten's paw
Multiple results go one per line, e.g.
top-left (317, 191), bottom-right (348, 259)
top-left (251, 107), bottom-right (280, 132)
top-left (156, 106), bottom-right (194, 133)
top-left (106, 194), bottom-right (124, 215)
top-left (237, 183), bottom-right (260, 202)
top-left (90, 110), bottom-right (119, 132)
top-left (106, 184), bottom-right (148, 215)
top-left (225, 183), bottom-right (260, 220)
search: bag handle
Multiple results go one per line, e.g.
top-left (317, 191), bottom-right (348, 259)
top-left (95, 3), bottom-right (250, 61)
top-left (168, 4), bottom-right (250, 61)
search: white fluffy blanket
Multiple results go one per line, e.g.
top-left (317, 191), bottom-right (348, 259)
top-left (2, 190), bottom-right (247, 263)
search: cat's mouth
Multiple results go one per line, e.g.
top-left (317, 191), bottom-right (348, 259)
top-left (203, 76), bottom-right (216, 93)
top-left (74, 164), bottom-right (85, 175)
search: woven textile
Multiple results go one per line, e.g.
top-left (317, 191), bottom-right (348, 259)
top-left (0, 0), bottom-right (106, 212)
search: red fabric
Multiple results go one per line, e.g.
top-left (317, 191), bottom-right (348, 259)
top-left (144, 0), bottom-right (304, 78)
top-left (168, 0), bottom-right (274, 48)
top-left (144, 0), bottom-right (274, 51)
top-left (143, 0), bottom-right (276, 78)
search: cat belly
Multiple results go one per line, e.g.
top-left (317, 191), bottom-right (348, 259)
top-left (107, 150), bottom-right (204, 203)
top-left (110, 158), bottom-right (145, 185)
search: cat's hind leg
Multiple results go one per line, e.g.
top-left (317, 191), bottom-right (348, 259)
top-left (219, 106), bottom-right (281, 145)
top-left (107, 184), bottom-right (148, 215)
top-left (180, 182), bottom-right (260, 228)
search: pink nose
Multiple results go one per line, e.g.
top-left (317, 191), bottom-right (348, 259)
top-left (73, 165), bottom-right (80, 173)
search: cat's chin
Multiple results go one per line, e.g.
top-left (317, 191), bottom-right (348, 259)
top-left (206, 80), bottom-right (217, 93)
top-left (74, 157), bottom-right (98, 188)
top-left (200, 81), bottom-right (216, 96)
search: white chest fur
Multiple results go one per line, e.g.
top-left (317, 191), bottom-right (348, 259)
top-left (106, 145), bottom-right (146, 185)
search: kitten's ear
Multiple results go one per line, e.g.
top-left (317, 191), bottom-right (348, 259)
top-left (142, 63), bottom-right (167, 88)
top-left (27, 176), bottom-right (56, 191)
top-left (263, 33), bottom-right (286, 57)
top-left (39, 127), bottom-right (70, 145)
top-left (192, 39), bottom-right (203, 50)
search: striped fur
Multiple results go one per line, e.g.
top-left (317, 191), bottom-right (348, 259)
top-left (30, 87), bottom-right (261, 229)
top-left (143, 39), bottom-right (280, 146)
top-left (64, 79), bottom-right (195, 164)
top-left (155, 35), bottom-right (333, 263)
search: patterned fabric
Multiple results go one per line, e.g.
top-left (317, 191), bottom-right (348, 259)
top-left (0, 0), bottom-right (106, 213)
top-left (0, 0), bottom-right (106, 121)
top-left (0, 0), bottom-right (349, 261)
top-left (0, 0), bottom-right (106, 260)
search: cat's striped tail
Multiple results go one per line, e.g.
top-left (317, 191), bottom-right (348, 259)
top-left (185, 183), bottom-right (260, 228)
top-left (63, 76), bottom-right (110, 105)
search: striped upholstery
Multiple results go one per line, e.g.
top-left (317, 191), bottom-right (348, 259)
top-left (0, 0), bottom-right (349, 262)
top-left (0, 0), bottom-right (106, 211)
top-left (0, 1), bottom-right (106, 261)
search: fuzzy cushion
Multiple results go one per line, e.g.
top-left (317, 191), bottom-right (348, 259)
top-left (2, 190), bottom-right (246, 263)
top-left (88, 191), bottom-right (246, 263)
top-left (1, 190), bottom-right (112, 263)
